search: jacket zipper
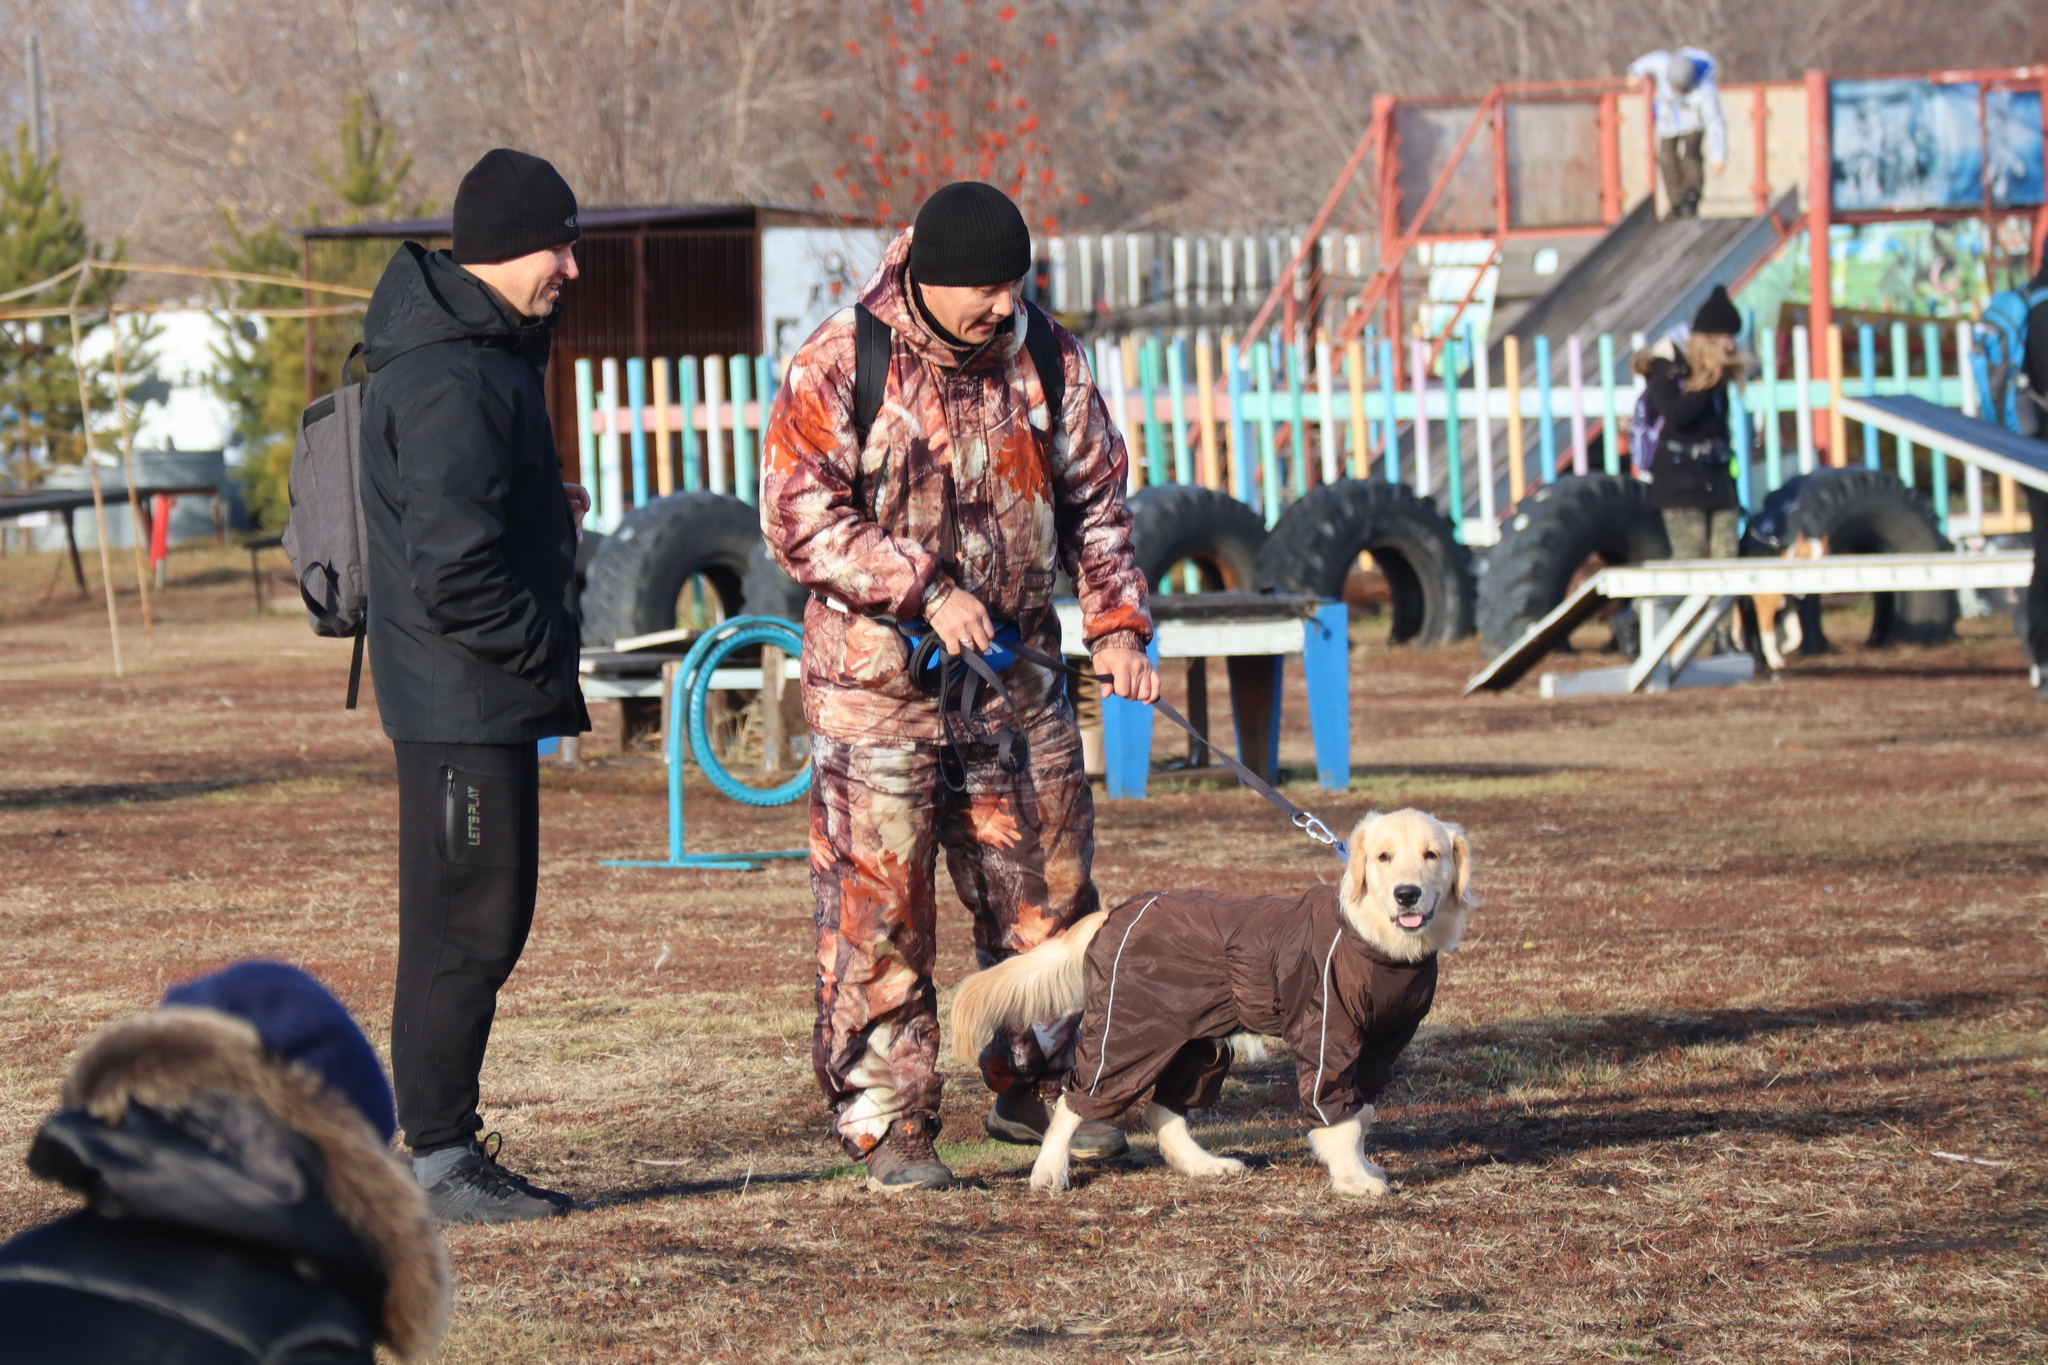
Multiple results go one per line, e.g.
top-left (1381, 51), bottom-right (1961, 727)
top-left (443, 766), bottom-right (458, 858)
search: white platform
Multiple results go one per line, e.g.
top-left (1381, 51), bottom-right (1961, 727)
top-left (1053, 602), bottom-right (1307, 658)
top-left (1469, 552), bottom-right (2031, 696)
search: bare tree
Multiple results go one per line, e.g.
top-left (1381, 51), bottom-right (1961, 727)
top-left (0, 0), bottom-right (2037, 275)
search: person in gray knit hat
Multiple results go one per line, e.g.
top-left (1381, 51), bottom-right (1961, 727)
top-left (358, 149), bottom-right (592, 1222)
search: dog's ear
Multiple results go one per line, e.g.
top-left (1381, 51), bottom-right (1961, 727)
top-left (1443, 820), bottom-right (1477, 908)
top-left (1341, 812), bottom-right (1379, 907)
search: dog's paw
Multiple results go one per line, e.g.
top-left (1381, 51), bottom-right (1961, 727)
top-left (1360, 1158), bottom-right (1388, 1184)
top-left (1029, 1160), bottom-right (1071, 1192)
top-left (1329, 1168), bottom-right (1390, 1197)
top-left (1179, 1154), bottom-right (1247, 1179)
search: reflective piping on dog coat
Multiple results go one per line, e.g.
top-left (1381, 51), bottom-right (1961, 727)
top-left (1088, 895), bottom-right (1162, 1095)
top-left (1308, 929), bottom-right (1343, 1125)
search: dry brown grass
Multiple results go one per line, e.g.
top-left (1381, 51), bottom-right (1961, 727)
top-left (1, 544), bottom-right (2044, 1363)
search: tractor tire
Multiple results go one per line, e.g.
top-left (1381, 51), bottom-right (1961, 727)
top-left (1127, 483), bottom-right (1268, 592)
top-left (1476, 474), bottom-right (1670, 659)
top-left (742, 539), bottom-right (810, 621)
top-left (578, 492), bottom-right (757, 646)
top-left (1780, 466), bottom-right (1955, 647)
top-left (1255, 479), bottom-right (1474, 646)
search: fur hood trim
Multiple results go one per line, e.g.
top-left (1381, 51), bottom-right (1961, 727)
top-left (58, 1008), bottom-right (449, 1361)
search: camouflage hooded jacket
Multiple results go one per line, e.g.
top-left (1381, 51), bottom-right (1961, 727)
top-left (761, 228), bottom-right (1152, 745)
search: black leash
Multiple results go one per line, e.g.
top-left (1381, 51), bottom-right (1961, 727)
top-left (986, 638), bottom-right (1350, 864)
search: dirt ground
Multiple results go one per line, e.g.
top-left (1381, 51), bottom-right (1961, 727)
top-left (2, 544), bottom-right (2045, 1364)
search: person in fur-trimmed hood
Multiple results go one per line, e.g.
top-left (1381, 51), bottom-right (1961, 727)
top-left (0, 962), bottom-right (448, 1365)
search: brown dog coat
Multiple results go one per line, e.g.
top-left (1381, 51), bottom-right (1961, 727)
top-left (1060, 886), bottom-right (1437, 1125)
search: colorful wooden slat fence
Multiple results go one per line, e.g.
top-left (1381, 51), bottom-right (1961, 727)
top-left (574, 321), bottom-right (2010, 543)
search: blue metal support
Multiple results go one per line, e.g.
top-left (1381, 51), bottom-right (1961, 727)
top-left (1102, 636), bottom-right (1162, 800)
top-left (1302, 600), bottom-right (1350, 792)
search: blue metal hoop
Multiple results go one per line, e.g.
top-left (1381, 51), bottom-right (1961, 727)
top-left (601, 613), bottom-right (809, 870)
top-left (684, 617), bottom-right (812, 807)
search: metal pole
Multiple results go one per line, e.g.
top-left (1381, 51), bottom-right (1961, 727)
top-left (1805, 68), bottom-right (1834, 461)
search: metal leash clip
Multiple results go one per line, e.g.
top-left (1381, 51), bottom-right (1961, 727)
top-left (1293, 811), bottom-right (1350, 863)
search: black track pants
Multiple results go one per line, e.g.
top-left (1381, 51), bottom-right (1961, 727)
top-left (390, 740), bottom-right (540, 1152)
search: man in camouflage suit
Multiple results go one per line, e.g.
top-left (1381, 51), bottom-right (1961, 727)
top-left (762, 182), bottom-right (1156, 1192)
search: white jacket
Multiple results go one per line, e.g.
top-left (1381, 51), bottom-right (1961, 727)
top-left (1628, 48), bottom-right (1727, 165)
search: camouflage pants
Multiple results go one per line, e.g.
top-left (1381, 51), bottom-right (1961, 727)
top-left (809, 703), bottom-right (1098, 1159)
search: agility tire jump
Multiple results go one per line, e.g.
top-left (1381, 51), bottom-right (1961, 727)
top-left (1125, 483), bottom-right (1268, 592)
top-left (1774, 467), bottom-right (1957, 648)
top-left (578, 491), bottom-right (758, 646)
top-left (1255, 479), bottom-right (1473, 647)
top-left (1476, 474), bottom-right (1670, 659)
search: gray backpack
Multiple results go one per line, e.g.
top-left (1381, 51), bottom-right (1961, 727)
top-left (280, 347), bottom-right (368, 708)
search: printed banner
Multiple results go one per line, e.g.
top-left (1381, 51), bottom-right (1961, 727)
top-left (1831, 79), bottom-right (2045, 212)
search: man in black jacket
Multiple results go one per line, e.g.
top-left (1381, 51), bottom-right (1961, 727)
top-left (360, 148), bottom-right (591, 1221)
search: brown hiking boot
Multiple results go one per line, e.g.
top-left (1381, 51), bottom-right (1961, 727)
top-left (986, 1090), bottom-right (1129, 1160)
top-left (863, 1112), bottom-right (955, 1194)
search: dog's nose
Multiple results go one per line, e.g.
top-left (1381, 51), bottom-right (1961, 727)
top-left (1393, 883), bottom-right (1422, 908)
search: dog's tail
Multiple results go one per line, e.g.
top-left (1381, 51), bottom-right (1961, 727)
top-left (949, 910), bottom-right (1108, 1066)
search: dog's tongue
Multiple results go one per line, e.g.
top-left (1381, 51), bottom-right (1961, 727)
top-left (1397, 912), bottom-right (1425, 930)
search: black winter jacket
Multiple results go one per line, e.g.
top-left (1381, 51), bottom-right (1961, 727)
top-left (2026, 264), bottom-right (2048, 396)
top-left (0, 1009), bottom-right (447, 1365)
top-left (359, 243), bottom-right (589, 743)
top-left (1645, 356), bottom-right (1739, 511)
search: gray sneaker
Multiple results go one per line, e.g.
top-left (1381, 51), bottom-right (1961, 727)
top-left (985, 1090), bottom-right (1129, 1159)
top-left (420, 1135), bottom-right (572, 1225)
top-left (864, 1113), bottom-right (956, 1193)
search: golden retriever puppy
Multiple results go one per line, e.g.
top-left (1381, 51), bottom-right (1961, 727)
top-left (952, 808), bottom-right (1476, 1196)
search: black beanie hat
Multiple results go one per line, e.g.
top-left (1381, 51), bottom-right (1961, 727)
top-left (908, 182), bottom-right (1031, 288)
top-left (1693, 284), bottom-right (1741, 336)
top-left (453, 149), bottom-right (580, 265)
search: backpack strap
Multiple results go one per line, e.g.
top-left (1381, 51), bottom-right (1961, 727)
top-left (1021, 301), bottom-right (1065, 433)
top-left (339, 341), bottom-right (367, 390)
top-left (345, 628), bottom-right (364, 710)
top-left (851, 300), bottom-right (1067, 452)
top-left (851, 304), bottom-right (890, 452)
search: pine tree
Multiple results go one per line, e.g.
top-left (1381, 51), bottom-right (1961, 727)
top-left (319, 94), bottom-right (416, 225)
top-left (206, 216), bottom-right (302, 526)
top-left (213, 94), bottom-right (423, 528)
top-left (0, 126), bottom-right (146, 487)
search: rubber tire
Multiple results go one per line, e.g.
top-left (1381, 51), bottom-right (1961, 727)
top-left (1782, 466), bottom-right (1955, 647)
top-left (579, 492), bottom-right (758, 646)
top-left (572, 529), bottom-right (606, 622)
top-left (1127, 483), bottom-right (1268, 592)
top-left (1476, 474), bottom-right (1670, 659)
top-left (1256, 480), bottom-right (1474, 646)
top-left (742, 540), bottom-right (810, 621)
